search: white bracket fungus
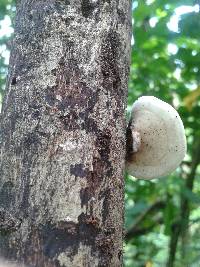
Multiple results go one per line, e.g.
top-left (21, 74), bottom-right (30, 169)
top-left (126, 96), bottom-right (187, 179)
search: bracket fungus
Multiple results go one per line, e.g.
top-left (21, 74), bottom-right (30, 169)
top-left (126, 96), bottom-right (186, 179)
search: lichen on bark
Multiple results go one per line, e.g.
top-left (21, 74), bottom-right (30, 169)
top-left (0, 0), bottom-right (132, 266)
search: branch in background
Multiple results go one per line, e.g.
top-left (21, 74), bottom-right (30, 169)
top-left (166, 219), bottom-right (181, 267)
top-left (125, 200), bottom-right (165, 241)
top-left (166, 137), bottom-right (200, 267)
top-left (125, 216), bottom-right (163, 240)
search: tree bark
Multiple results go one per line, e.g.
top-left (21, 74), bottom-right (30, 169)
top-left (0, 1), bottom-right (131, 266)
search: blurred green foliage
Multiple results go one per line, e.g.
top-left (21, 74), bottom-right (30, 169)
top-left (125, 1), bottom-right (200, 267)
top-left (0, 1), bottom-right (200, 267)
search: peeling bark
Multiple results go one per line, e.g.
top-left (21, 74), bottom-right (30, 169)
top-left (0, 0), bottom-right (131, 266)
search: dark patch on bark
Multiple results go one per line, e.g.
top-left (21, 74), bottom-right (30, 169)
top-left (23, 132), bottom-right (41, 151)
top-left (95, 233), bottom-right (114, 267)
top-left (45, 86), bottom-right (57, 107)
top-left (21, 213), bottom-right (113, 266)
top-left (9, 113), bottom-right (18, 133)
top-left (17, 132), bottom-right (42, 217)
top-left (59, 111), bottom-right (80, 131)
top-left (31, 109), bottom-right (40, 119)
top-left (70, 163), bottom-right (88, 178)
top-left (51, 68), bottom-right (57, 76)
top-left (0, 208), bottom-right (21, 235)
top-left (23, 214), bottom-right (101, 264)
top-left (11, 77), bottom-right (17, 85)
top-left (21, 229), bottom-right (62, 267)
top-left (42, 224), bottom-right (79, 259)
top-left (20, 166), bottom-right (31, 218)
top-left (57, 85), bottom-right (94, 113)
top-left (100, 30), bottom-right (122, 93)
top-left (80, 187), bottom-right (92, 209)
top-left (81, 116), bottom-right (98, 133)
top-left (79, 89), bottom-right (100, 133)
top-left (117, 8), bottom-right (126, 24)
top-left (80, 130), bottom-right (113, 211)
top-left (96, 131), bottom-right (111, 163)
top-left (81, 0), bottom-right (96, 18)
top-left (99, 188), bottom-right (111, 223)
top-left (0, 181), bottom-right (14, 208)
top-left (45, 66), bottom-right (100, 132)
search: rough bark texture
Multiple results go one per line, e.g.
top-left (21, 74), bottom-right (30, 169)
top-left (0, 0), bottom-right (131, 266)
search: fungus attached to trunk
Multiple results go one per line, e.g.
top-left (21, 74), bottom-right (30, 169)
top-left (126, 96), bottom-right (187, 179)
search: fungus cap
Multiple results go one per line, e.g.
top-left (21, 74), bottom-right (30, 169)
top-left (126, 96), bottom-right (187, 179)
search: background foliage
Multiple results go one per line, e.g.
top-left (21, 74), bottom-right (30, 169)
top-left (0, 1), bottom-right (200, 267)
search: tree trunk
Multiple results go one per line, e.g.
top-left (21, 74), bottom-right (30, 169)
top-left (0, 1), bottom-right (131, 266)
